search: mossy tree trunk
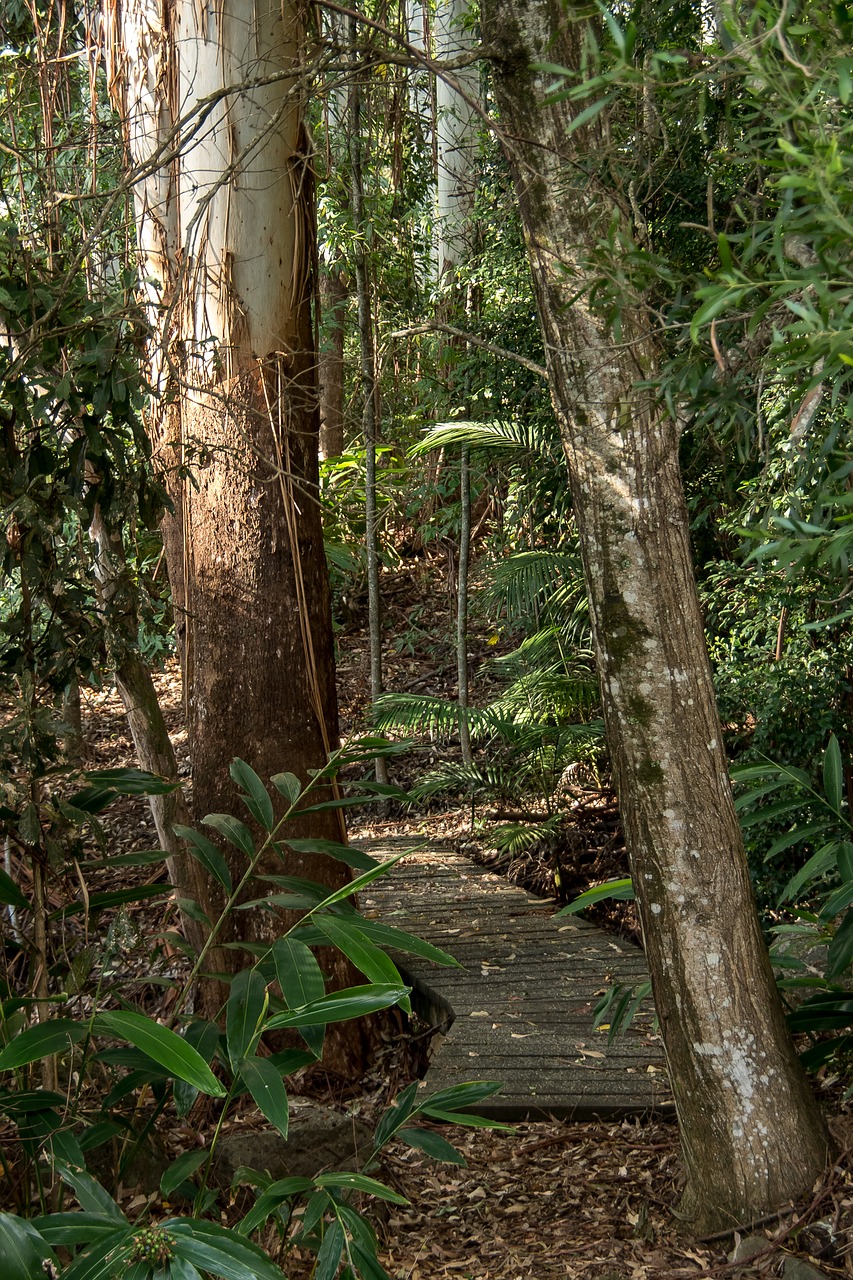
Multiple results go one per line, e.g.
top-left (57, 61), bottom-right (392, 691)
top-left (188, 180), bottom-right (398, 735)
top-left (480, 0), bottom-right (829, 1233)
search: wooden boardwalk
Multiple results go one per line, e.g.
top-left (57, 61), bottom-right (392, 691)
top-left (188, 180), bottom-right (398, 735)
top-left (359, 839), bottom-right (671, 1121)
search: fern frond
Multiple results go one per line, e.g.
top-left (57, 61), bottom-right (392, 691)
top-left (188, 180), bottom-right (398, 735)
top-left (372, 692), bottom-right (509, 743)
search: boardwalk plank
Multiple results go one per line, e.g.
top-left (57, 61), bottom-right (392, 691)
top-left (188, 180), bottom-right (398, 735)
top-left (357, 841), bottom-right (671, 1120)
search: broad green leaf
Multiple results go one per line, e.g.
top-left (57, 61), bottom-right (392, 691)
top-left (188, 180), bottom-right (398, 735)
top-left (0, 1019), bottom-right (87, 1071)
top-left (399, 1127), bottom-right (466, 1165)
top-left (54, 884), bottom-right (171, 919)
top-left (418, 1081), bottom-right (504, 1113)
top-left (837, 842), bottom-right (853, 882)
top-left (238, 1057), bottom-right (289, 1138)
top-left (314, 1221), bottom-right (344, 1280)
top-left (827, 908), bottom-right (853, 980)
top-left (766, 822), bottom-right (831, 860)
top-left (304, 856), bottom-right (405, 913)
top-left (54, 1164), bottom-right (126, 1223)
top-left (256, 875), bottom-right (330, 900)
top-left (557, 878), bottom-right (634, 915)
top-left (314, 915), bottom-right (410, 1011)
top-left (821, 878), bottom-right (853, 921)
top-left (566, 95), bottom-right (613, 135)
top-left (416, 1108), bottom-right (511, 1129)
top-left (265, 984), bottom-right (410, 1029)
top-left (354, 919), bottom-right (461, 968)
top-left (226, 969), bottom-right (267, 1070)
top-left (69, 768), bottom-right (178, 814)
top-left (174, 825), bottom-right (232, 893)
top-left (167, 1218), bottom-right (286, 1280)
top-left (0, 1212), bottom-right (58, 1280)
top-left (823, 735), bottom-right (844, 813)
top-left (230, 759), bottom-right (275, 832)
top-left (168, 1258), bottom-right (205, 1280)
top-left (93, 1012), bottom-right (225, 1097)
top-left (316, 1172), bottom-right (409, 1205)
top-left (267, 1048), bottom-right (316, 1074)
top-left (271, 937), bottom-right (325, 1007)
top-left (0, 865), bottom-right (29, 911)
top-left (61, 1227), bottom-right (134, 1280)
top-left (236, 1177), bottom-right (313, 1236)
top-left (739, 798), bottom-right (813, 828)
top-left (284, 838), bottom-right (379, 871)
top-left (240, 893), bottom-right (321, 912)
top-left (373, 1081), bottom-right (419, 1150)
top-left (161, 1150), bottom-right (209, 1198)
top-left (271, 936), bottom-right (326, 1058)
top-left (334, 1204), bottom-right (379, 1253)
top-left (31, 1213), bottom-right (123, 1246)
top-left (202, 814), bottom-right (255, 858)
top-left (297, 1189), bottom-right (330, 1240)
top-left (270, 772), bottom-right (302, 805)
top-left (350, 1240), bottom-right (392, 1280)
top-left (779, 843), bottom-right (837, 905)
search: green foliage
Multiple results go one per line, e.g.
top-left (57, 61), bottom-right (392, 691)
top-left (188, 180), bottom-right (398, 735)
top-left (0, 746), bottom-right (508, 1279)
top-left (733, 735), bottom-right (853, 1080)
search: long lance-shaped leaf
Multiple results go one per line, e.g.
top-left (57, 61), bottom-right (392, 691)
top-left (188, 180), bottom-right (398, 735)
top-left (167, 1218), bottom-right (287, 1280)
top-left (93, 1012), bottom-right (225, 1097)
top-left (265, 984), bottom-right (410, 1029)
top-left (0, 1019), bottom-right (88, 1070)
top-left (226, 969), bottom-right (267, 1070)
top-left (238, 1056), bottom-right (289, 1138)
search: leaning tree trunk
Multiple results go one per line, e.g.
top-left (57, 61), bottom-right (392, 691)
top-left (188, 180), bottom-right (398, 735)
top-left (105, 0), bottom-right (359, 1038)
top-left (88, 506), bottom-right (225, 985)
top-left (481, 0), bottom-right (828, 1233)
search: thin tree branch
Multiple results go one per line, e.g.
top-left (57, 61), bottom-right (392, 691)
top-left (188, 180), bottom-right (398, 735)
top-left (389, 321), bottom-right (548, 379)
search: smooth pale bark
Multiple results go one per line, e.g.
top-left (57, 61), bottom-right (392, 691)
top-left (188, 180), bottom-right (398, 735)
top-left (435, 0), bottom-right (477, 764)
top-left (105, 2), bottom-right (362, 1048)
top-left (347, 24), bottom-right (388, 787)
top-left (434, 0), bottom-right (478, 283)
top-left (480, 0), bottom-right (828, 1233)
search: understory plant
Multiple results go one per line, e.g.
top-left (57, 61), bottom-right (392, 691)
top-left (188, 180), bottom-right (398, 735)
top-left (0, 745), bottom-right (508, 1279)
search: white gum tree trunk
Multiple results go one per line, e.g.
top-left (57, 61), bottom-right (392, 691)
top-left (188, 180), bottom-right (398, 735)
top-left (480, 0), bottom-right (829, 1233)
top-left (104, 1), bottom-right (353, 998)
top-left (434, 0), bottom-right (477, 284)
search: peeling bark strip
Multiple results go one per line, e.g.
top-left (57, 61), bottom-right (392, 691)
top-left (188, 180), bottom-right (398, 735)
top-left (479, 0), bottom-right (828, 1232)
top-left (106, 0), bottom-right (354, 1010)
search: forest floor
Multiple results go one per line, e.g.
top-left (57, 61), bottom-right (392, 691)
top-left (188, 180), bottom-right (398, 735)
top-left (71, 555), bottom-right (853, 1280)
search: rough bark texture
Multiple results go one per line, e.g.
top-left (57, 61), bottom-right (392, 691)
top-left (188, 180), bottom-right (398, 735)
top-left (480, 0), bottom-right (829, 1232)
top-left (105, 2), bottom-right (365, 1056)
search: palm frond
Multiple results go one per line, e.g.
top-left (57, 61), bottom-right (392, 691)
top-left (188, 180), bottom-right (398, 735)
top-left (372, 692), bottom-right (509, 742)
top-left (410, 418), bottom-right (562, 461)
top-left (482, 549), bottom-right (583, 627)
top-left (491, 670), bottom-right (601, 726)
top-left (410, 760), bottom-right (520, 801)
top-left (491, 816), bottom-right (563, 855)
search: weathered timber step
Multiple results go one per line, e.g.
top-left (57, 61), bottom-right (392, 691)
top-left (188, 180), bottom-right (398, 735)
top-left (357, 838), bottom-right (671, 1122)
